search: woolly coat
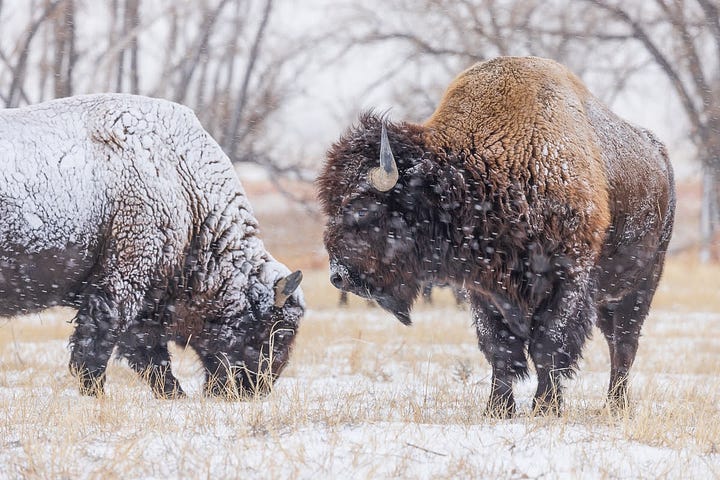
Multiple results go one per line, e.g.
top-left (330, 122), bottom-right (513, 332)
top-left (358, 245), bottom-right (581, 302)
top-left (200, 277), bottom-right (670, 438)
top-left (0, 94), bottom-right (304, 395)
top-left (319, 56), bottom-right (674, 414)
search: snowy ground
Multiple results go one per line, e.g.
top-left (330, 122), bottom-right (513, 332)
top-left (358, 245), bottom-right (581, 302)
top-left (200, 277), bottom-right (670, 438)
top-left (1, 268), bottom-right (719, 479)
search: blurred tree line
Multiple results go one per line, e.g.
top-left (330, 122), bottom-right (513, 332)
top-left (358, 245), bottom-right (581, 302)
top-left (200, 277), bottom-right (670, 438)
top-left (0, 0), bottom-right (317, 188)
top-left (1, 0), bottom-right (719, 259)
top-left (336, 0), bottom-right (720, 261)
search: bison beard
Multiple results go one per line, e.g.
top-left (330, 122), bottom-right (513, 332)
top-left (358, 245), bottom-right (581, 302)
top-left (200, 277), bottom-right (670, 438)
top-left (318, 56), bottom-right (675, 417)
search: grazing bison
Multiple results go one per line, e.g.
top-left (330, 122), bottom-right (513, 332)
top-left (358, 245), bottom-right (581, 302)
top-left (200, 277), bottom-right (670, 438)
top-left (0, 94), bottom-right (304, 398)
top-left (318, 56), bottom-right (675, 416)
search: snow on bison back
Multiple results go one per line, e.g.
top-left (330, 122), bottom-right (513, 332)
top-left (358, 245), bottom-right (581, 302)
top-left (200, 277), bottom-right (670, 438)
top-left (318, 56), bottom-right (675, 417)
top-left (0, 93), bottom-right (304, 399)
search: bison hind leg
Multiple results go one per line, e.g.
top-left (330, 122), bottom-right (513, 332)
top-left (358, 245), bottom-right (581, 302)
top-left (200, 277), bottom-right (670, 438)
top-left (597, 256), bottom-right (664, 411)
top-left (115, 319), bottom-right (185, 399)
top-left (597, 292), bottom-right (651, 411)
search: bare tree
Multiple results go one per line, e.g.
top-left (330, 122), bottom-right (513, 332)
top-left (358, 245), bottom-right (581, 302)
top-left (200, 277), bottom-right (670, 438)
top-left (223, 0), bottom-right (273, 160)
top-left (126, 0), bottom-right (140, 94)
top-left (3, 0), bottom-right (63, 107)
top-left (52, 0), bottom-right (76, 97)
top-left (576, 0), bottom-right (720, 260)
top-left (0, 0), bottom-right (322, 196)
top-left (333, 0), bottom-right (640, 119)
top-left (171, 0), bottom-right (231, 104)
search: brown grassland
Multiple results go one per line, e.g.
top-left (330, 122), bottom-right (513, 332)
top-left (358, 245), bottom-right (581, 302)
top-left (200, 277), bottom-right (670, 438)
top-left (0, 180), bottom-right (718, 478)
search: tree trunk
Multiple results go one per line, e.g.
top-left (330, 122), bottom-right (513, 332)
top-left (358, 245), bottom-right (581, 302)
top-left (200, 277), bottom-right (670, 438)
top-left (6, 0), bottom-right (62, 106)
top-left (126, 0), bottom-right (139, 94)
top-left (53, 0), bottom-right (75, 98)
top-left (225, 0), bottom-right (274, 161)
top-left (700, 163), bottom-right (720, 262)
top-left (114, 0), bottom-right (124, 91)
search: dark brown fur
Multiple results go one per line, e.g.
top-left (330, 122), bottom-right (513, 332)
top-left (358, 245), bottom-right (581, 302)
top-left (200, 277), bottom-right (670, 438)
top-left (318, 57), bottom-right (675, 416)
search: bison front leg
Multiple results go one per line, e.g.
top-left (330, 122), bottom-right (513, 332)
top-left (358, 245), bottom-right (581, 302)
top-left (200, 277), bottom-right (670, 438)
top-left (472, 296), bottom-right (528, 418)
top-left (115, 317), bottom-right (185, 399)
top-left (69, 291), bottom-right (122, 396)
top-left (69, 207), bottom-right (177, 397)
top-left (529, 273), bottom-right (595, 416)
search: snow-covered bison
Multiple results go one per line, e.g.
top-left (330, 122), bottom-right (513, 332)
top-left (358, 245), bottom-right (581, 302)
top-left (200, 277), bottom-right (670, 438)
top-left (0, 94), bottom-right (304, 398)
top-left (318, 56), bottom-right (675, 416)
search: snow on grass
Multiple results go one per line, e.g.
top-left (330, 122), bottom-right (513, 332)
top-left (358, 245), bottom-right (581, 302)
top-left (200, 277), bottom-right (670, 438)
top-left (0, 287), bottom-right (719, 479)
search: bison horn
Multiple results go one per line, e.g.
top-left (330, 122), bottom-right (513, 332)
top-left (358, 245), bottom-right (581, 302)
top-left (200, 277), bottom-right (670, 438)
top-left (368, 123), bottom-right (399, 192)
top-left (274, 270), bottom-right (303, 307)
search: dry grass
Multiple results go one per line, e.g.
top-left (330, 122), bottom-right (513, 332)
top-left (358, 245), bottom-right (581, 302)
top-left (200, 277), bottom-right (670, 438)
top-left (0, 257), bottom-right (719, 478)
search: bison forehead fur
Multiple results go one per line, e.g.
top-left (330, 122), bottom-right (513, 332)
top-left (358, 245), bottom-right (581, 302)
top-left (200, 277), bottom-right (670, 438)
top-left (318, 56), bottom-right (675, 416)
top-left (0, 93), bottom-right (304, 398)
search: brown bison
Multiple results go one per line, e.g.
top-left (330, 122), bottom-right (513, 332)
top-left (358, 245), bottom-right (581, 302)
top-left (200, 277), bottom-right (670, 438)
top-left (318, 56), bottom-right (675, 416)
top-left (0, 94), bottom-right (304, 398)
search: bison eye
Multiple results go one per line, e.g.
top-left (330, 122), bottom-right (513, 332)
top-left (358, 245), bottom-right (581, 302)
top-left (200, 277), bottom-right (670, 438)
top-left (343, 208), bottom-right (370, 227)
top-left (342, 201), bottom-right (382, 227)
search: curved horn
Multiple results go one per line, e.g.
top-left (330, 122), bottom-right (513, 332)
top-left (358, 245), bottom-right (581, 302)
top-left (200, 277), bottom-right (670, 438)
top-left (274, 270), bottom-right (303, 307)
top-left (368, 123), bottom-right (399, 192)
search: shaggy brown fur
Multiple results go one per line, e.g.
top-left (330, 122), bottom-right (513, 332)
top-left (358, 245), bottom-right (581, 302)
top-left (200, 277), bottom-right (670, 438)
top-left (318, 56), bottom-right (675, 416)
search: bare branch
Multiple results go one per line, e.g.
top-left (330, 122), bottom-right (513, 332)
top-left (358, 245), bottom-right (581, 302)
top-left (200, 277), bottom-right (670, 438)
top-left (655, 0), bottom-right (712, 111)
top-left (173, 0), bottom-right (231, 103)
top-left (581, 0), bottom-right (704, 136)
top-left (126, 0), bottom-right (140, 94)
top-left (224, 0), bottom-right (274, 159)
top-left (6, 0), bottom-right (63, 107)
top-left (696, 0), bottom-right (720, 67)
top-left (357, 30), bottom-right (484, 60)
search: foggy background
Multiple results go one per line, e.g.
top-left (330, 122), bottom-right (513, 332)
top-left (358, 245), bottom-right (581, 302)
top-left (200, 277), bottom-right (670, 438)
top-left (1, 0), bottom-right (718, 259)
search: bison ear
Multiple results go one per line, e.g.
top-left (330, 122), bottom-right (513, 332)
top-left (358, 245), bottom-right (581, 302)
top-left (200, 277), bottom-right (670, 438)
top-left (274, 270), bottom-right (303, 307)
top-left (368, 123), bottom-right (399, 192)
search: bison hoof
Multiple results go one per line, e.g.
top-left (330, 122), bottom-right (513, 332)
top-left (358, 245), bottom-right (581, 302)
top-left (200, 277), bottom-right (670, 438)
top-left (204, 381), bottom-right (240, 400)
top-left (606, 387), bottom-right (631, 411)
top-left (78, 377), bottom-right (106, 397)
top-left (604, 396), bottom-right (632, 415)
top-left (71, 367), bottom-right (106, 397)
top-left (203, 381), bottom-right (270, 401)
top-left (484, 399), bottom-right (516, 419)
top-left (153, 385), bottom-right (186, 400)
top-left (531, 398), bottom-right (562, 417)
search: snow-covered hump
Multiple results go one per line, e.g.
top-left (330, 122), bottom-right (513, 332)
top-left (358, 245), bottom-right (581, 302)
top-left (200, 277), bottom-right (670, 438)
top-left (0, 93), bottom-right (303, 316)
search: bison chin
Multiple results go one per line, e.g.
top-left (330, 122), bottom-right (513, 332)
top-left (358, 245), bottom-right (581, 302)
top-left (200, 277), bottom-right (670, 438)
top-left (328, 258), bottom-right (417, 325)
top-left (339, 279), bottom-right (415, 325)
top-left (375, 294), bottom-right (412, 326)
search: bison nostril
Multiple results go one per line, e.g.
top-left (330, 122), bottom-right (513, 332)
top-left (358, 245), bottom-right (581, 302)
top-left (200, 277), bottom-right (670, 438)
top-left (330, 272), bottom-right (344, 289)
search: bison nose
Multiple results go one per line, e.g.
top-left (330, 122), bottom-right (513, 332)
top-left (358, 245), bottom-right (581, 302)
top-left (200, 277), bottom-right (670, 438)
top-left (330, 272), bottom-right (344, 289)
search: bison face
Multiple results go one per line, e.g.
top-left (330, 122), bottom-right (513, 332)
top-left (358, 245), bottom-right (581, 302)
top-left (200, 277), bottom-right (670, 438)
top-left (319, 115), bottom-right (429, 325)
top-left (202, 270), bottom-right (304, 399)
top-left (325, 202), bottom-right (421, 325)
top-left (238, 287), bottom-right (304, 397)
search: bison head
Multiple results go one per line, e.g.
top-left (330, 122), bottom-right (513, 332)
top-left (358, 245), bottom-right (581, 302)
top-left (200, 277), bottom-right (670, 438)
top-left (199, 268), bottom-right (304, 399)
top-left (318, 113), bottom-right (442, 325)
